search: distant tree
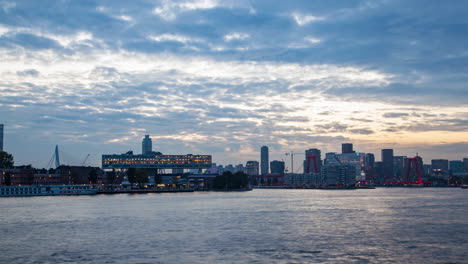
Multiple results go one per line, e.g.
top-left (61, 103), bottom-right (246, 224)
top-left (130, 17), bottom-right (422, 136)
top-left (0, 151), bottom-right (14, 169)
top-left (106, 168), bottom-right (116, 185)
top-left (70, 172), bottom-right (80, 184)
top-left (213, 171), bottom-right (230, 189)
top-left (172, 176), bottom-right (179, 185)
top-left (4, 171), bottom-right (11, 186)
top-left (213, 171), bottom-right (249, 190)
top-left (126, 150), bottom-right (134, 155)
top-left (154, 174), bottom-right (162, 185)
top-left (135, 169), bottom-right (149, 187)
top-left (88, 168), bottom-right (99, 184)
top-left (127, 168), bottom-right (137, 184)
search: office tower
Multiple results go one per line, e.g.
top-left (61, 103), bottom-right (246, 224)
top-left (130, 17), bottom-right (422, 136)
top-left (431, 159), bottom-right (449, 177)
top-left (324, 152), bottom-right (364, 178)
top-left (270, 160), bottom-right (285, 174)
top-left (431, 159), bottom-right (449, 170)
top-left (0, 124), bottom-right (3, 151)
top-left (382, 149), bottom-right (394, 180)
top-left (142, 135), bottom-right (152, 155)
top-left (464, 158), bottom-right (468, 173)
top-left (365, 153), bottom-right (375, 168)
top-left (246, 161), bottom-right (259, 176)
top-left (342, 143), bottom-right (354, 154)
top-left (304, 148), bottom-right (322, 173)
top-left (449, 160), bottom-right (464, 176)
top-left (393, 156), bottom-right (408, 181)
top-left (406, 156), bottom-right (424, 183)
top-left (260, 146), bottom-right (269, 175)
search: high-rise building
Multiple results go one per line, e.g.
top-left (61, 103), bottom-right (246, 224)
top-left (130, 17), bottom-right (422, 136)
top-left (260, 146), bottom-right (269, 175)
top-left (142, 135), bottom-right (152, 155)
top-left (342, 143), bottom-right (354, 154)
top-left (382, 149), bottom-right (394, 180)
top-left (304, 148), bottom-right (322, 173)
top-left (0, 124), bottom-right (3, 151)
top-left (324, 152), bottom-right (364, 178)
top-left (464, 158), bottom-right (468, 173)
top-left (449, 160), bottom-right (464, 176)
top-left (365, 153), bottom-right (375, 168)
top-left (393, 156), bottom-right (407, 181)
top-left (246, 161), bottom-right (259, 176)
top-left (270, 160), bottom-right (285, 174)
top-left (406, 156), bottom-right (424, 183)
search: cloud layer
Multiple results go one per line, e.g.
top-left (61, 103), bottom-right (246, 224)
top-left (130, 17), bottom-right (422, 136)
top-left (0, 0), bottom-right (467, 168)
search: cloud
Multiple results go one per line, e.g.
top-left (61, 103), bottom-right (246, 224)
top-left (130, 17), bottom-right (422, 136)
top-left (383, 112), bottom-right (410, 118)
top-left (224, 32), bottom-right (249, 42)
top-left (17, 69), bottom-right (40, 77)
top-left (0, 0), bottom-right (467, 167)
top-left (292, 13), bottom-right (325, 26)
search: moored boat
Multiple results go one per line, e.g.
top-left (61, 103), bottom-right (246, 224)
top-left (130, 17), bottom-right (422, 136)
top-left (0, 185), bottom-right (98, 197)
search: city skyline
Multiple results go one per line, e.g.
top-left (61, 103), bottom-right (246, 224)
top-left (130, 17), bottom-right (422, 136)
top-left (0, 1), bottom-right (467, 167)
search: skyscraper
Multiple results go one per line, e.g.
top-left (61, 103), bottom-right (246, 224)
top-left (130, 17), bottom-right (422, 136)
top-left (0, 124), bottom-right (3, 151)
top-left (304, 148), bottom-right (322, 173)
top-left (393, 156), bottom-right (408, 181)
top-left (342, 143), bottom-right (354, 154)
top-left (142, 135), bottom-right (152, 155)
top-left (260, 146), bottom-right (269, 175)
top-left (382, 149), bottom-right (394, 180)
top-left (365, 153), bottom-right (375, 168)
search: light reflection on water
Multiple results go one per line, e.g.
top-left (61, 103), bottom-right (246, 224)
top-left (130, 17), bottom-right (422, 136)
top-left (1, 188), bottom-right (467, 264)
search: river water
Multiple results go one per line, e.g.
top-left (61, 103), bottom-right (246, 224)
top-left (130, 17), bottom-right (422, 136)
top-left (1, 188), bottom-right (467, 264)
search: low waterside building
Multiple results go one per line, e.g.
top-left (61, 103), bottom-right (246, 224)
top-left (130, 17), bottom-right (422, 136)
top-left (102, 153), bottom-right (212, 170)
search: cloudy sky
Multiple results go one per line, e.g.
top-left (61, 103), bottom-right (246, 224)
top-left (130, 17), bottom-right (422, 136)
top-left (0, 0), bottom-right (467, 169)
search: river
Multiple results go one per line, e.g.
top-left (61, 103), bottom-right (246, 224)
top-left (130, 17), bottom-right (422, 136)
top-left (1, 188), bottom-right (467, 263)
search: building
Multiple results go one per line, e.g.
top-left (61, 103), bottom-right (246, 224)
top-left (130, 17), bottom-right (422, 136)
top-left (324, 152), bottom-right (365, 179)
top-left (142, 135), bottom-right (152, 155)
top-left (365, 153), bottom-right (375, 168)
top-left (1, 168), bottom-right (34, 185)
top-left (304, 148), bottom-right (321, 173)
top-left (56, 165), bottom-right (104, 185)
top-left (246, 161), bottom-right (259, 176)
top-left (263, 174), bottom-right (285, 186)
top-left (382, 149), bottom-right (394, 180)
top-left (406, 156), bottom-right (424, 183)
top-left (270, 160), bottom-right (285, 175)
top-left (102, 153), bottom-right (212, 170)
top-left (283, 173), bottom-right (320, 186)
top-left (449, 160), bottom-right (465, 176)
top-left (431, 159), bottom-right (449, 177)
top-left (0, 124), bottom-right (3, 151)
top-left (260, 146), bottom-right (269, 175)
top-left (393, 156), bottom-right (408, 181)
top-left (321, 165), bottom-right (356, 186)
top-left (464, 158), bottom-right (468, 173)
top-left (235, 164), bottom-right (245, 174)
top-left (342, 143), bottom-right (354, 154)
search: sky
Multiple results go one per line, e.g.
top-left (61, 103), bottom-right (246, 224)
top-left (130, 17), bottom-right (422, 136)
top-left (0, 0), bottom-right (467, 170)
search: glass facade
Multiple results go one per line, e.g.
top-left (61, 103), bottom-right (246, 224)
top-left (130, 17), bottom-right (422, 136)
top-left (102, 154), bottom-right (212, 169)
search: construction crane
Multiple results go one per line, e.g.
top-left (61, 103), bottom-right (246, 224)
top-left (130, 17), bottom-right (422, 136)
top-left (81, 154), bottom-right (90, 166)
